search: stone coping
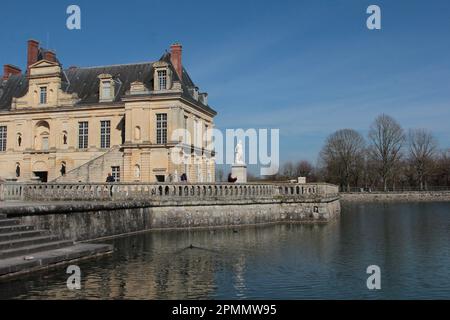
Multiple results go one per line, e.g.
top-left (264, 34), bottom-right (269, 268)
top-left (0, 196), bottom-right (340, 217)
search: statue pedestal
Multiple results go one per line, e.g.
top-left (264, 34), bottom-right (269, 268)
top-left (231, 165), bottom-right (247, 183)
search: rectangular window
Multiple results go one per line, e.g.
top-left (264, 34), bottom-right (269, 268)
top-left (156, 113), bottom-right (167, 144)
top-left (0, 126), bottom-right (7, 152)
top-left (78, 121), bottom-right (89, 149)
top-left (158, 70), bottom-right (167, 90)
top-left (40, 87), bottom-right (47, 104)
top-left (42, 137), bottom-right (49, 150)
top-left (111, 166), bottom-right (120, 182)
top-left (100, 120), bottom-right (111, 148)
top-left (102, 81), bottom-right (111, 99)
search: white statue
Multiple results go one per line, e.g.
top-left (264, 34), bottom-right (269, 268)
top-left (134, 165), bottom-right (140, 178)
top-left (172, 170), bottom-right (179, 183)
top-left (234, 140), bottom-right (245, 165)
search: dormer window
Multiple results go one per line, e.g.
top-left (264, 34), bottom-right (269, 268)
top-left (102, 81), bottom-right (111, 98)
top-left (153, 61), bottom-right (171, 91)
top-left (193, 87), bottom-right (199, 101)
top-left (158, 70), bottom-right (167, 90)
top-left (40, 86), bottom-right (47, 104)
top-left (98, 74), bottom-right (114, 102)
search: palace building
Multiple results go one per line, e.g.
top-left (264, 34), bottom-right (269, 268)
top-left (0, 40), bottom-right (216, 183)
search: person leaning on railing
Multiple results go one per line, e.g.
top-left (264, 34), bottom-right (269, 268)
top-left (106, 173), bottom-right (115, 198)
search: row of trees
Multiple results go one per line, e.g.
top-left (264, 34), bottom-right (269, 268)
top-left (319, 114), bottom-right (447, 191)
top-left (275, 114), bottom-right (449, 191)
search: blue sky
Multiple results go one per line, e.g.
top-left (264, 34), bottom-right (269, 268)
top-left (1, 0), bottom-right (449, 170)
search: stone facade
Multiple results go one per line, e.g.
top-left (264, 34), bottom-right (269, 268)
top-left (0, 40), bottom-right (216, 183)
top-left (52, 146), bottom-right (123, 183)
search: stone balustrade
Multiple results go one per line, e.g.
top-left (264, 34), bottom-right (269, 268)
top-left (0, 182), bottom-right (339, 202)
top-left (0, 183), bottom-right (24, 201)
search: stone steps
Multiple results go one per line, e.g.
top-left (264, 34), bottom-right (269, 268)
top-left (0, 243), bottom-right (113, 278)
top-left (0, 225), bottom-right (35, 234)
top-left (0, 219), bottom-right (20, 227)
top-left (0, 230), bottom-right (49, 242)
top-left (0, 240), bottom-right (74, 259)
top-left (0, 235), bottom-right (59, 250)
top-left (0, 213), bottom-right (113, 278)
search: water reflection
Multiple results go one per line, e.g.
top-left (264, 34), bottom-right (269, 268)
top-left (0, 202), bottom-right (449, 299)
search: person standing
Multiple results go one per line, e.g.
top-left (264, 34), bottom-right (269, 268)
top-left (106, 173), bottom-right (115, 198)
top-left (106, 173), bottom-right (115, 183)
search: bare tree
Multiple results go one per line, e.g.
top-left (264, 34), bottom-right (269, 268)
top-left (281, 161), bottom-right (296, 179)
top-left (276, 161), bottom-right (295, 180)
top-left (319, 129), bottom-right (366, 191)
top-left (368, 114), bottom-right (405, 191)
top-left (296, 160), bottom-right (314, 178)
top-left (436, 149), bottom-right (450, 187)
top-left (408, 128), bottom-right (438, 190)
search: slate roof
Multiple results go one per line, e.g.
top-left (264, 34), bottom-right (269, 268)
top-left (0, 53), bottom-right (216, 115)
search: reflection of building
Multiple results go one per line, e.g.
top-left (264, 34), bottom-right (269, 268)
top-left (0, 40), bottom-right (216, 183)
top-left (47, 232), bottom-right (219, 300)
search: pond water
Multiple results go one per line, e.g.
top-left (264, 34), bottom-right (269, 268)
top-left (0, 202), bottom-right (449, 299)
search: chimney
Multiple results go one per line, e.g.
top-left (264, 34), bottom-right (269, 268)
top-left (170, 43), bottom-right (183, 79)
top-left (3, 64), bottom-right (22, 81)
top-left (27, 39), bottom-right (39, 73)
top-left (44, 50), bottom-right (56, 62)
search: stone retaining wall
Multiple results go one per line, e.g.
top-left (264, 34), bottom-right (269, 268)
top-left (3, 197), bottom-right (340, 241)
top-left (340, 191), bottom-right (450, 202)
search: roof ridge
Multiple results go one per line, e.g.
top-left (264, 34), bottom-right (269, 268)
top-left (66, 61), bottom-right (156, 70)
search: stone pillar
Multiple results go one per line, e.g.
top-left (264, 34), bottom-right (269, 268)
top-left (231, 165), bottom-right (247, 183)
top-left (169, 106), bottom-right (182, 144)
top-left (48, 155), bottom-right (56, 181)
top-left (141, 150), bottom-right (151, 182)
top-left (123, 149), bottom-right (133, 182)
top-left (23, 155), bottom-right (32, 181)
top-left (124, 108), bottom-right (132, 144)
top-left (89, 117), bottom-right (99, 149)
top-left (209, 158), bottom-right (216, 183)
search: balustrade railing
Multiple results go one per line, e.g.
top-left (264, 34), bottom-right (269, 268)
top-left (0, 182), bottom-right (339, 202)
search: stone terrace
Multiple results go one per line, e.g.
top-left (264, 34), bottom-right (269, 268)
top-left (1, 182), bottom-right (339, 202)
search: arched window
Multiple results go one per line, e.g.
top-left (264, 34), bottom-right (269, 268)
top-left (34, 121), bottom-right (50, 150)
